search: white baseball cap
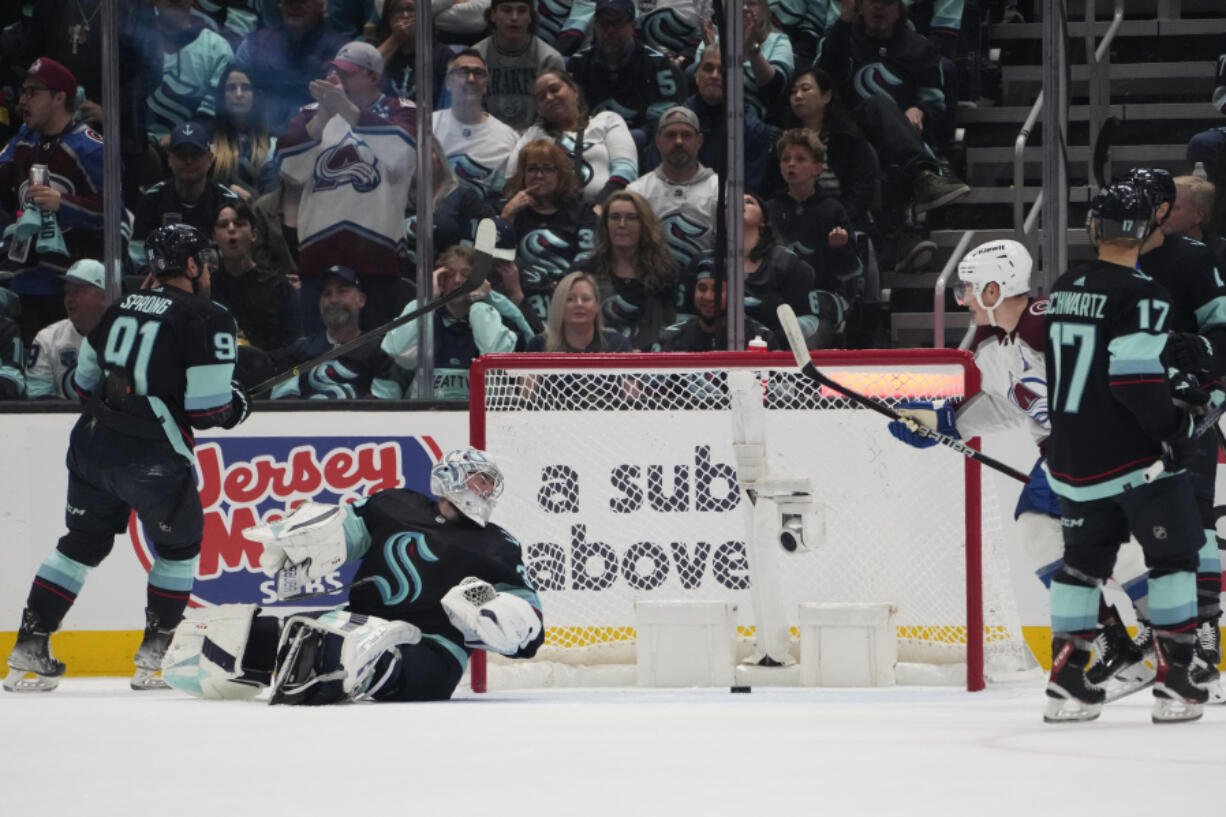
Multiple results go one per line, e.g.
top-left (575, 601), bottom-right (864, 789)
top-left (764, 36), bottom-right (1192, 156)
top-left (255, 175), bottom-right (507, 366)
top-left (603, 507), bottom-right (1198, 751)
top-left (331, 42), bottom-right (384, 75)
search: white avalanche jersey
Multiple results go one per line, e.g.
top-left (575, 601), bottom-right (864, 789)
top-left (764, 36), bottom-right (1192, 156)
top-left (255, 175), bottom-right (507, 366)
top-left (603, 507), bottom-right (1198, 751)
top-left (433, 109), bottom-right (519, 201)
top-left (955, 297), bottom-right (1050, 447)
top-left (627, 164), bottom-right (718, 270)
top-left (26, 317), bottom-right (84, 399)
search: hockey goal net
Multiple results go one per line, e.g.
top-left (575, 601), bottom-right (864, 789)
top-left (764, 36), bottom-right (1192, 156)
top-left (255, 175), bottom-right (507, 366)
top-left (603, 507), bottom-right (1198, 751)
top-left (468, 350), bottom-right (1034, 691)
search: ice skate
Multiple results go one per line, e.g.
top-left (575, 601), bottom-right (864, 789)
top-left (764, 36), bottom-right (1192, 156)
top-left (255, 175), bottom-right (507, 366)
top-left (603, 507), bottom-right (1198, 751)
top-left (1097, 620), bottom-right (1156, 702)
top-left (131, 610), bottom-right (175, 691)
top-left (4, 609), bottom-right (65, 692)
top-left (1152, 633), bottom-right (1208, 724)
top-left (1190, 621), bottom-right (1224, 705)
top-left (1044, 637), bottom-right (1105, 723)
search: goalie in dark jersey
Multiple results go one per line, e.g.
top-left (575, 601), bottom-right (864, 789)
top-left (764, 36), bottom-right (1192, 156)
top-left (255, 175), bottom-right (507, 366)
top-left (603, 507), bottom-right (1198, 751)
top-left (4, 224), bottom-right (251, 693)
top-left (160, 447), bottom-right (544, 704)
top-left (1043, 182), bottom-right (1209, 724)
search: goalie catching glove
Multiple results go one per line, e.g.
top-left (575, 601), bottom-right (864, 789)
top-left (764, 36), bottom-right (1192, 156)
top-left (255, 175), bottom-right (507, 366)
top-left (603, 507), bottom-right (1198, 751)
top-left (887, 401), bottom-right (959, 449)
top-left (441, 577), bottom-right (542, 656)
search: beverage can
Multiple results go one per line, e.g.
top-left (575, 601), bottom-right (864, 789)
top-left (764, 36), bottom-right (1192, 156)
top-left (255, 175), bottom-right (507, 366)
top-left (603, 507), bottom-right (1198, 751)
top-left (29, 163), bottom-right (49, 187)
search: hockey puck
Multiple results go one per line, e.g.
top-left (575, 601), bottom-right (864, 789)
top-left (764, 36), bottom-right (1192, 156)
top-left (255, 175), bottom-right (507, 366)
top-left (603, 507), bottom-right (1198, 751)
top-left (730, 686), bottom-right (752, 693)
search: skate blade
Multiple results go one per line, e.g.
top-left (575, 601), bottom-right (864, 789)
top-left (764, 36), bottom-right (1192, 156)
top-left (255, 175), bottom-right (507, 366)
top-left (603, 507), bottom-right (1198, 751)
top-left (1043, 692), bottom-right (1103, 723)
top-left (1152, 696), bottom-right (1205, 723)
top-left (3, 667), bottom-right (60, 692)
top-left (130, 668), bottom-right (170, 691)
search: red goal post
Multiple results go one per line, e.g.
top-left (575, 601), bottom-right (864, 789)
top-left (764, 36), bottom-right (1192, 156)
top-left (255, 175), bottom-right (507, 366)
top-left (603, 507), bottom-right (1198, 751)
top-left (468, 349), bottom-right (1034, 692)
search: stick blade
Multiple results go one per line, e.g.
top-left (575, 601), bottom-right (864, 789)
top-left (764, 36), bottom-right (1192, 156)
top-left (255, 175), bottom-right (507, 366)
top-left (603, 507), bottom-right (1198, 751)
top-left (775, 304), bottom-right (811, 370)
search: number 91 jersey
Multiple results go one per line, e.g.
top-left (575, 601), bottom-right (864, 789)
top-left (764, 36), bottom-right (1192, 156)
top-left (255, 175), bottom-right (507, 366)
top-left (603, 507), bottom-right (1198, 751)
top-left (74, 286), bottom-right (239, 455)
top-left (1043, 260), bottom-right (1182, 501)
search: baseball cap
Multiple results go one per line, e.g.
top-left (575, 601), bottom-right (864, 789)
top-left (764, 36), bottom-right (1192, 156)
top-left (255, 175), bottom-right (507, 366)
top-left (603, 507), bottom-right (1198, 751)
top-left (331, 42), bottom-right (384, 75)
top-left (23, 57), bottom-right (77, 97)
top-left (322, 265), bottom-right (362, 289)
top-left (62, 258), bottom-right (106, 290)
top-left (594, 0), bottom-right (634, 21)
top-left (168, 121), bottom-right (211, 154)
top-left (492, 219), bottom-right (516, 260)
top-left (657, 105), bottom-right (700, 133)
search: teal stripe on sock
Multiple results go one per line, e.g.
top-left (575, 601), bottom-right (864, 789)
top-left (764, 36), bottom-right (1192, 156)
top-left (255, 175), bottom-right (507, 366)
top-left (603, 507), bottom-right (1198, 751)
top-left (1148, 571), bottom-right (1198, 628)
top-left (36, 551), bottom-right (94, 595)
top-left (1050, 580), bottom-right (1100, 633)
top-left (149, 556), bottom-right (198, 593)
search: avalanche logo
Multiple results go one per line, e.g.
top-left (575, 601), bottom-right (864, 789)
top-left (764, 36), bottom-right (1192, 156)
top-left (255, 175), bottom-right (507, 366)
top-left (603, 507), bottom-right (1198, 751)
top-left (313, 133), bottom-right (381, 193)
top-left (1009, 360), bottom-right (1049, 427)
top-left (663, 213), bottom-right (708, 268)
top-left (127, 435), bottom-right (443, 608)
top-left (853, 63), bottom-right (904, 103)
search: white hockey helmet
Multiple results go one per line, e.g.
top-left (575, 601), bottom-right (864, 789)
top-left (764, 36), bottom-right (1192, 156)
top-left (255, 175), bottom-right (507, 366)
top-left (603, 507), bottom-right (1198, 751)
top-left (430, 448), bottom-right (505, 526)
top-left (955, 239), bottom-right (1032, 327)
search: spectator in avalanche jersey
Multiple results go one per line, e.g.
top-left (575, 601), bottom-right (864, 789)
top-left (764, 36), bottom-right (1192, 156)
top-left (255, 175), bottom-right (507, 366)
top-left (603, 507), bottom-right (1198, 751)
top-left (0, 58), bottom-right (104, 343)
top-left (278, 41), bottom-right (416, 335)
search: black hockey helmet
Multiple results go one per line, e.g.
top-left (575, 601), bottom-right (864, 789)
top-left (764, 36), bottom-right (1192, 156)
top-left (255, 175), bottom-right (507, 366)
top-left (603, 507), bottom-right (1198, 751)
top-left (1087, 181), bottom-right (1155, 243)
top-left (1127, 167), bottom-right (1177, 209)
top-left (146, 223), bottom-right (218, 279)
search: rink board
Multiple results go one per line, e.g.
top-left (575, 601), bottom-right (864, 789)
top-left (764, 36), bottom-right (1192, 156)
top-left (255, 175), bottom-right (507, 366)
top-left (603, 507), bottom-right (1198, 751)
top-left (1, 408), bottom-right (1224, 673)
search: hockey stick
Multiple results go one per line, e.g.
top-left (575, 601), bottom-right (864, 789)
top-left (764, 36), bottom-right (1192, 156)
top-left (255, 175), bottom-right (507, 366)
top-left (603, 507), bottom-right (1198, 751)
top-left (247, 218), bottom-right (498, 397)
top-left (279, 576), bottom-right (377, 603)
top-left (775, 304), bottom-right (1031, 484)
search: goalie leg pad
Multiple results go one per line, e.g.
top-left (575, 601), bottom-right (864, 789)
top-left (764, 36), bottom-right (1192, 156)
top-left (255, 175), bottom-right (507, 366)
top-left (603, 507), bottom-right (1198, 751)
top-left (162, 604), bottom-right (270, 700)
top-left (269, 611), bottom-right (422, 706)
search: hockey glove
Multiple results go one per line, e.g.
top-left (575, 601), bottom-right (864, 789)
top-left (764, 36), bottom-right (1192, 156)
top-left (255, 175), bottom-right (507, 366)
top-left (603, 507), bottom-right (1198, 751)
top-left (442, 577), bottom-right (542, 656)
top-left (887, 401), bottom-right (958, 449)
top-left (1169, 371), bottom-right (1212, 415)
top-left (1159, 410), bottom-right (1199, 472)
top-left (220, 380), bottom-right (251, 429)
top-left (246, 502), bottom-right (348, 580)
top-left (1163, 332), bottom-right (1216, 377)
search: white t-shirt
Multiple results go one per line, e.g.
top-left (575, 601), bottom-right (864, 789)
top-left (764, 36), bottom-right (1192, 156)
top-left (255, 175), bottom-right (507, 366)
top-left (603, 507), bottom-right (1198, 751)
top-left (433, 108), bottom-right (519, 201)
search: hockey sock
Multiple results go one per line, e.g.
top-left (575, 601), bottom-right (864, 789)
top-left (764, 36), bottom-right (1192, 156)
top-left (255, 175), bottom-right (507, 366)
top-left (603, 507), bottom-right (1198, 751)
top-left (1147, 571), bottom-right (1198, 633)
top-left (146, 555), bottom-right (198, 628)
top-left (1050, 568), bottom-right (1101, 638)
top-left (27, 550), bottom-right (97, 631)
top-left (1196, 531), bottom-right (1222, 621)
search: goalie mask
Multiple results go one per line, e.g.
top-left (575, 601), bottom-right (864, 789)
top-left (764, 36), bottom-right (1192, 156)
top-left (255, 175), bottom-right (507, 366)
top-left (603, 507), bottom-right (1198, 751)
top-left (430, 448), bottom-right (504, 526)
top-left (955, 239), bottom-right (1032, 327)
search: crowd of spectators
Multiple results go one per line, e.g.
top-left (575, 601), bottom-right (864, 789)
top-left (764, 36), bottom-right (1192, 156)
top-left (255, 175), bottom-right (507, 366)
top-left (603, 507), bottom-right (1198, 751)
top-left (0, 0), bottom-right (1129, 403)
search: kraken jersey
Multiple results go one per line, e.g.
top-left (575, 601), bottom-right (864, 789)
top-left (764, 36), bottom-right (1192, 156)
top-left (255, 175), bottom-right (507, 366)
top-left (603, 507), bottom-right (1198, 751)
top-left (510, 111), bottom-right (639, 204)
top-left (512, 204), bottom-right (598, 324)
top-left (433, 108), bottom-right (519, 202)
top-left (346, 489), bottom-right (543, 666)
top-left (627, 166), bottom-right (718, 272)
top-left (1044, 261), bottom-right (1183, 501)
top-left (1137, 234), bottom-right (1226, 372)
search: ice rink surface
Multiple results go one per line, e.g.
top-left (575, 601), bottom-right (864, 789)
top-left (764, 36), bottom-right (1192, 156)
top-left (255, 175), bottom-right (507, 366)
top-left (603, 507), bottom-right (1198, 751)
top-left (3, 678), bottom-right (1224, 816)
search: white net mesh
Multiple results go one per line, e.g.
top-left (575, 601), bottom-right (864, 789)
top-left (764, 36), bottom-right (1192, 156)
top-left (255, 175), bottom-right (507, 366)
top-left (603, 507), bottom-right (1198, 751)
top-left (474, 351), bottom-right (1033, 681)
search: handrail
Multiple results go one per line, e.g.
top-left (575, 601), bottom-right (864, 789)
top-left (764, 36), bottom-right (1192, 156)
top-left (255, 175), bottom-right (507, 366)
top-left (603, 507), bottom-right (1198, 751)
top-left (1013, 91), bottom-right (1043, 245)
top-left (932, 230), bottom-right (975, 347)
top-left (1086, 0), bottom-right (1126, 187)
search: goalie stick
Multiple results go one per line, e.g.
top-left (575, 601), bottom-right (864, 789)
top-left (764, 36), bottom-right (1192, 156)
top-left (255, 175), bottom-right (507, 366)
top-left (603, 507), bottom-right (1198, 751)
top-left (247, 218), bottom-right (498, 396)
top-left (775, 304), bottom-right (1031, 484)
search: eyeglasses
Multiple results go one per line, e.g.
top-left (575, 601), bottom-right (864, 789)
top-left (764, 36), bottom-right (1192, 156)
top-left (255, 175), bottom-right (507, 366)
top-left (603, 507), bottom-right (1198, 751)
top-left (524, 165), bottom-right (558, 176)
top-left (608, 212), bottom-right (640, 224)
top-left (448, 67), bottom-right (488, 80)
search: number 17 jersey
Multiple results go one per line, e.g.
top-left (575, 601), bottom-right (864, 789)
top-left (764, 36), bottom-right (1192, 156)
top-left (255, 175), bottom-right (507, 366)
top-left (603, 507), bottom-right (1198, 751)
top-left (1043, 259), bottom-right (1183, 501)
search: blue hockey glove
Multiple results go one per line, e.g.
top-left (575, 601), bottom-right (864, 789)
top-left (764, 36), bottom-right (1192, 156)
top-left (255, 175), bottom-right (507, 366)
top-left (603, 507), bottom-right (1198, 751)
top-left (887, 401), bottom-right (959, 449)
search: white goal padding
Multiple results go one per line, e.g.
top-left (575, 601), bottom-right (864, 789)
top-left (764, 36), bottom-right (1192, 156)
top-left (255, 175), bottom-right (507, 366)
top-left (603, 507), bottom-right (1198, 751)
top-left (470, 350), bottom-right (1035, 690)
